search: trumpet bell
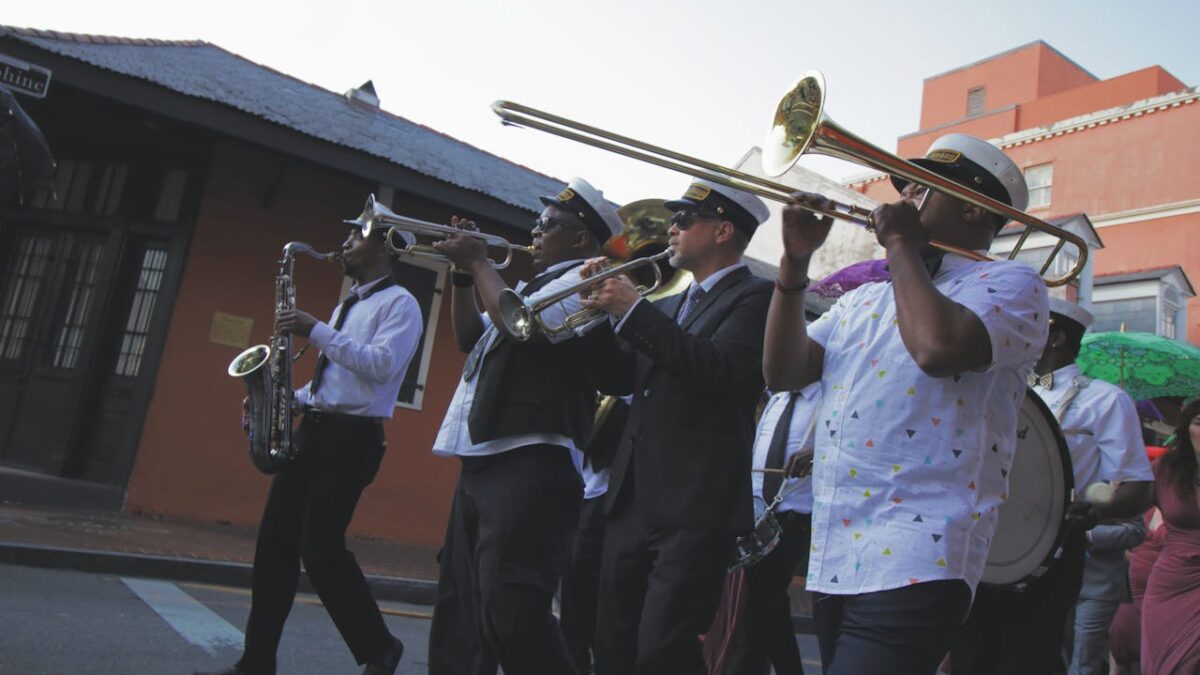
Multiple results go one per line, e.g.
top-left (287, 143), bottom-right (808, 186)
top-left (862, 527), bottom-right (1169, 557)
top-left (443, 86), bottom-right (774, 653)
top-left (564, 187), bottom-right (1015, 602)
top-left (762, 71), bottom-right (828, 178)
top-left (498, 289), bottom-right (536, 342)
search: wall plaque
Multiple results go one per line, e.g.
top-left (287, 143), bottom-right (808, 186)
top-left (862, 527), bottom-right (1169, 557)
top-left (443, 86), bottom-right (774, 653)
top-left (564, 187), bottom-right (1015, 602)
top-left (209, 312), bottom-right (254, 349)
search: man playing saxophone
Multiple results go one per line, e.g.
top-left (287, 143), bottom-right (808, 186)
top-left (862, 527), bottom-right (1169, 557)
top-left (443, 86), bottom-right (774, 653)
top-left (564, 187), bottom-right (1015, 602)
top-left (200, 223), bottom-right (422, 675)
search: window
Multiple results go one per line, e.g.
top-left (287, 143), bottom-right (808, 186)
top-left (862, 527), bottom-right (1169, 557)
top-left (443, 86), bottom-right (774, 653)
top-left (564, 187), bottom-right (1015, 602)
top-left (1025, 164), bottom-right (1053, 210)
top-left (967, 86), bottom-right (986, 116)
top-left (1091, 297), bottom-right (1157, 334)
top-left (49, 236), bottom-right (106, 369)
top-left (0, 234), bottom-right (54, 360)
top-left (1009, 245), bottom-right (1077, 281)
top-left (114, 245), bottom-right (170, 377)
top-left (390, 255), bottom-right (446, 411)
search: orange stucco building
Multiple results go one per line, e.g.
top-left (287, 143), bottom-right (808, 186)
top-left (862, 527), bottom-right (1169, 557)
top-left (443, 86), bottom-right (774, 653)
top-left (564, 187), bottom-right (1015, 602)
top-left (849, 41), bottom-right (1199, 344)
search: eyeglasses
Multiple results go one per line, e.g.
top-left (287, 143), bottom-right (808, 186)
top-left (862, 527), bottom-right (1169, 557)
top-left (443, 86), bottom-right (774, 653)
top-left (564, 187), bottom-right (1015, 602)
top-left (531, 216), bottom-right (580, 235)
top-left (670, 211), bottom-right (722, 230)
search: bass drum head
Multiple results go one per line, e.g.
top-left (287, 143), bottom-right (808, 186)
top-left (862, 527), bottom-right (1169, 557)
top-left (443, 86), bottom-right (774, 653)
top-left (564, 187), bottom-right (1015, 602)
top-left (982, 390), bottom-right (1074, 588)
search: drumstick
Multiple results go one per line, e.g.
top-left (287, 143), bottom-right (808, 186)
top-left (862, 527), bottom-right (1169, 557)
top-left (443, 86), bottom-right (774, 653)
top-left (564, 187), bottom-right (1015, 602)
top-left (751, 468), bottom-right (788, 474)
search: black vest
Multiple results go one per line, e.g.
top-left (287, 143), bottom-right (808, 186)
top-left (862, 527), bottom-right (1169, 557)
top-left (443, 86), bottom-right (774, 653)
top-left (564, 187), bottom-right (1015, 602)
top-left (467, 263), bottom-right (612, 446)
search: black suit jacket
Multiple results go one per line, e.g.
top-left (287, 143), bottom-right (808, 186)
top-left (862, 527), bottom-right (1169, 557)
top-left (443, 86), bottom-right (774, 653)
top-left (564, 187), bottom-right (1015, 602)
top-left (602, 266), bottom-right (772, 532)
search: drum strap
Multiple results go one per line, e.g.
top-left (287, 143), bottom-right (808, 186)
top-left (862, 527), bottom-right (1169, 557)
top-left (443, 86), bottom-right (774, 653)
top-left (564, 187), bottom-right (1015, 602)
top-left (1050, 375), bottom-right (1091, 424)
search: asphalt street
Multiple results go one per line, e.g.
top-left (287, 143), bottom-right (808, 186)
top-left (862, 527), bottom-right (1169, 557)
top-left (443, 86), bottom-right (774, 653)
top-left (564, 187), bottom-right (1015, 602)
top-left (0, 563), bottom-right (821, 674)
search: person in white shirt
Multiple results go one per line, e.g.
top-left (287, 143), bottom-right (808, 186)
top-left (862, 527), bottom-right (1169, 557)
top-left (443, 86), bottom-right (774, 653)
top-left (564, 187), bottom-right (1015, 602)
top-left (427, 177), bottom-right (624, 675)
top-left (953, 297), bottom-right (1153, 675)
top-left (721, 382), bottom-right (821, 675)
top-left (763, 133), bottom-right (1050, 675)
top-left (200, 224), bottom-right (422, 675)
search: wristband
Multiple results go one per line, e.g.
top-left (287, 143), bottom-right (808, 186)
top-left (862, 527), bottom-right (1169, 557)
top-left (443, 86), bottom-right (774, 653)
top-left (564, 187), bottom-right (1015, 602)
top-left (774, 277), bottom-right (809, 295)
top-left (450, 270), bottom-right (475, 288)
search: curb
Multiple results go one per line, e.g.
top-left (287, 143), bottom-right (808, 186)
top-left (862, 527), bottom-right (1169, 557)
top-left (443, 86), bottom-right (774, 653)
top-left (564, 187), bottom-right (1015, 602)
top-left (0, 542), bottom-right (437, 605)
top-left (0, 541), bottom-right (816, 633)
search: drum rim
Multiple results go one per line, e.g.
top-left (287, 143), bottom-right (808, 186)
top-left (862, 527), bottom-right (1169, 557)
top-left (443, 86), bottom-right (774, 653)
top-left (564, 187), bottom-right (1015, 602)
top-left (981, 388), bottom-right (1075, 589)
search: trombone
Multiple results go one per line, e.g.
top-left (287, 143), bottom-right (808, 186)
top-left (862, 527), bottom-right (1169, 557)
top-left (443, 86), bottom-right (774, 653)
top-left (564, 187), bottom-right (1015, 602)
top-left (492, 71), bottom-right (1089, 286)
top-left (344, 194), bottom-right (534, 269)
top-left (498, 250), bottom-right (673, 342)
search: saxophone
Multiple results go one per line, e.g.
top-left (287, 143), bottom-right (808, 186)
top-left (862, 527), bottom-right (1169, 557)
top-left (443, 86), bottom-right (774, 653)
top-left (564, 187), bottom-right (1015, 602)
top-left (227, 242), bottom-right (340, 474)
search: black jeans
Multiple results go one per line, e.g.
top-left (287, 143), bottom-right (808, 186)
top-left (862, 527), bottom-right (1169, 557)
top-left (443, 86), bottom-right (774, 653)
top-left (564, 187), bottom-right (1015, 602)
top-left (724, 511), bottom-right (812, 675)
top-left (239, 414), bottom-right (391, 675)
top-left (814, 579), bottom-right (972, 675)
top-left (561, 495), bottom-right (608, 673)
top-left (428, 444), bottom-right (583, 675)
top-left (951, 532), bottom-right (1087, 675)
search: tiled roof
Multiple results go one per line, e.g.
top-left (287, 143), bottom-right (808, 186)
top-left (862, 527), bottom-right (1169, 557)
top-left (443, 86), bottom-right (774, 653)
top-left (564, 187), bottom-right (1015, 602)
top-left (1, 26), bottom-right (564, 213)
top-left (1095, 265), bottom-right (1196, 295)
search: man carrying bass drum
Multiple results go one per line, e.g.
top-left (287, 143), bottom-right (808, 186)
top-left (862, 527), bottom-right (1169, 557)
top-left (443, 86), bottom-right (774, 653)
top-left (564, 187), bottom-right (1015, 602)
top-left (952, 298), bottom-right (1153, 675)
top-left (763, 133), bottom-right (1049, 675)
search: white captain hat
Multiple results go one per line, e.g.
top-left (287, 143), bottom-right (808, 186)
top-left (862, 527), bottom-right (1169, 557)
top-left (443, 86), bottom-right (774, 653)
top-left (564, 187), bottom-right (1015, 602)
top-left (539, 177), bottom-right (623, 244)
top-left (892, 133), bottom-right (1028, 217)
top-left (1048, 296), bottom-right (1094, 330)
top-left (663, 178), bottom-right (771, 238)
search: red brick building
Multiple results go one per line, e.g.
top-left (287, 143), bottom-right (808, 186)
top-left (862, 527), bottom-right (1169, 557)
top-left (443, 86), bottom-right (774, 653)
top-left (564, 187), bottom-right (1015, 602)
top-left (848, 41), bottom-right (1198, 344)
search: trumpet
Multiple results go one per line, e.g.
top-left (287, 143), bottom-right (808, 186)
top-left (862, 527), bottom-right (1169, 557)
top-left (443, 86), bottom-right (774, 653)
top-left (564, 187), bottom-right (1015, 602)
top-left (492, 71), bottom-right (1090, 286)
top-left (498, 250), bottom-right (672, 342)
top-left (344, 194), bottom-right (534, 269)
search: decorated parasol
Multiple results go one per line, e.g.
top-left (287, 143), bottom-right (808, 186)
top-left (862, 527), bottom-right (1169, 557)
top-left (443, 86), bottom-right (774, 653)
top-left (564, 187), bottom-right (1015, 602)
top-left (1077, 331), bottom-right (1200, 401)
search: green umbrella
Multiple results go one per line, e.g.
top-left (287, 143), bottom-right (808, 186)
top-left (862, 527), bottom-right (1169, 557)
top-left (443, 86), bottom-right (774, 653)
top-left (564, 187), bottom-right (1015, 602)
top-left (1077, 331), bottom-right (1200, 401)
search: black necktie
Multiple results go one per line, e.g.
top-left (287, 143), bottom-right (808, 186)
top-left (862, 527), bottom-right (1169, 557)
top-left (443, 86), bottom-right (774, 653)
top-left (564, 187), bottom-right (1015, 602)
top-left (309, 278), bottom-right (393, 395)
top-left (763, 392), bottom-right (799, 500)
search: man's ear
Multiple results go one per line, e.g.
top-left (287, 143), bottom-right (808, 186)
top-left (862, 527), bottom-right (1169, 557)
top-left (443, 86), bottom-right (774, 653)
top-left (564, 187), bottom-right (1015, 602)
top-left (1048, 325), bottom-right (1068, 350)
top-left (714, 220), bottom-right (736, 245)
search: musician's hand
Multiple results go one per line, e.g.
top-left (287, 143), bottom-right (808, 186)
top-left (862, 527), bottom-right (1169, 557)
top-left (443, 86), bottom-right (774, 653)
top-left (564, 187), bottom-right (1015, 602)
top-left (276, 309), bottom-right (318, 337)
top-left (434, 216), bottom-right (488, 270)
top-left (871, 199), bottom-right (927, 252)
top-left (578, 256), bottom-right (610, 280)
top-left (1066, 499), bottom-right (1101, 532)
top-left (785, 449), bottom-right (815, 478)
top-left (781, 191), bottom-right (834, 262)
top-left (580, 275), bottom-right (640, 318)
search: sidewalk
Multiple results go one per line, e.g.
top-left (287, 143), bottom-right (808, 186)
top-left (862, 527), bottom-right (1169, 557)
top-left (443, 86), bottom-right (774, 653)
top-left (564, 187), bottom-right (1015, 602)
top-left (0, 501), bottom-right (440, 604)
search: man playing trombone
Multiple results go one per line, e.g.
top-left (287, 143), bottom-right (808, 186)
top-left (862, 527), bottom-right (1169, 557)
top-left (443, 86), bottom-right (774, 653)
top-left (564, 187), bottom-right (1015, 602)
top-left (762, 134), bottom-right (1050, 675)
top-left (578, 179), bottom-right (773, 675)
top-left (427, 177), bottom-right (624, 675)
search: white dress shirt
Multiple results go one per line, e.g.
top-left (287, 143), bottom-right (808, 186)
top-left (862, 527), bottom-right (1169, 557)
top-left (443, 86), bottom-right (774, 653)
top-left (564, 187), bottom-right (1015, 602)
top-left (805, 255), bottom-right (1049, 596)
top-left (294, 275), bottom-right (422, 419)
top-left (433, 259), bottom-right (593, 460)
top-left (752, 383), bottom-right (821, 514)
top-left (1032, 363), bottom-right (1153, 491)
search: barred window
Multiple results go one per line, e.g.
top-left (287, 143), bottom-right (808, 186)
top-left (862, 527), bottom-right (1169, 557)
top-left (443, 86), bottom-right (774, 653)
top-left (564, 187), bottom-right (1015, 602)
top-left (0, 234), bottom-right (54, 360)
top-left (49, 237), bottom-right (106, 369)
top-left (114, 246), bottom-right (170, 377)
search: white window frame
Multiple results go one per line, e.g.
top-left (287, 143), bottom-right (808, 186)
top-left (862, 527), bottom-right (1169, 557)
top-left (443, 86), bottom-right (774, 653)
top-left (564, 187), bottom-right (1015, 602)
top-left (393, 254), bottom-right (446, 412)
top-left (1025, 163), bottom-right (1053, 210)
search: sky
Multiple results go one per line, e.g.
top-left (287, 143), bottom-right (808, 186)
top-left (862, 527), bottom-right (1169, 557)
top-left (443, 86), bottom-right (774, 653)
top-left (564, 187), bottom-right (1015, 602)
top-left (6, 0), bottom-right (1199, 204)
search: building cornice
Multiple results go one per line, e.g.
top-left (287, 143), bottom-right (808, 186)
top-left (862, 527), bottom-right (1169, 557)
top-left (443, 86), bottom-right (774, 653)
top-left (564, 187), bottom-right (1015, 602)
top-left (1090, 198), bottom-right (1200, 228)
top-left (995, 87), bottom-right (1199, 149)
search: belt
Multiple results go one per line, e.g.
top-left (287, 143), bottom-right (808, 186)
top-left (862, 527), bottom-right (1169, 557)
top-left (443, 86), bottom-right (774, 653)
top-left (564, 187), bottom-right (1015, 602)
top-left (301, 408), bottom-right (383, 426)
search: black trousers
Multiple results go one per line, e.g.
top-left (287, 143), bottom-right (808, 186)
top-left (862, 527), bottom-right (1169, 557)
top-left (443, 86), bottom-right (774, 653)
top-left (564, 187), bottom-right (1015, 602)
top-left (724, 511), bottom-right (812, 675)
top-left (427, 444), bottom-right (583, 675)
top-left (239, 414), bottom-right (391, 675)
top-left (814, 579), bottom-right (972, 675)
top-left (594, 496), bottom-right (736, 675)
top-left (561, 494), bottom-right (608, 673)
top-left (951, 532), bottom-right (1087, 675)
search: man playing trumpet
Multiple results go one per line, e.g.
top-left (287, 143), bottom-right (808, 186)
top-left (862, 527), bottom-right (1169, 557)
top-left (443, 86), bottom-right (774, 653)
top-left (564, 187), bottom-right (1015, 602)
top-left (427, 177), bottom-right (624, 675)
top-left (579, 179), bottom-right (773, 675)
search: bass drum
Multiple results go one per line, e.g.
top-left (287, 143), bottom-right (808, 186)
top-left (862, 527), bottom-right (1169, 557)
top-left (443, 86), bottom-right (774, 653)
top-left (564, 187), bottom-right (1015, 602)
top-left (982, 389), bottom-right (1074, 590)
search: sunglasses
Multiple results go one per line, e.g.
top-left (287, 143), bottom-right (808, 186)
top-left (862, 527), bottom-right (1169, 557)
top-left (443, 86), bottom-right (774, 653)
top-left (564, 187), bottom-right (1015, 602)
top-left (670, 211), bottom-right (723, 230)
top-left (531, 216), bottom-right (580, 235)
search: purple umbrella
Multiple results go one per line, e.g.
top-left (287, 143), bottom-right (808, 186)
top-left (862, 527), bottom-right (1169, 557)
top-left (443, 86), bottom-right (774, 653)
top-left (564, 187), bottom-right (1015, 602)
top-left (810, 259), bottom-right (890, 299)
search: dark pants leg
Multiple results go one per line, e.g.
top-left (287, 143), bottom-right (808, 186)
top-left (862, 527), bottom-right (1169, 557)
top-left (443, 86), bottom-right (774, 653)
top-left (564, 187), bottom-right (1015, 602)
top-left (724, 512), bottom-right (812, 675)
top-left (240, 417), bottom-right (391, 674)
top-left (428, 444), bottom-right (583, 675)
top-left (813, 579), bottom-right (972, 675)
top-left (562, 495), bottom-right (608, 673)
top-left (594, 500), bottom-right (736, 675)
top-left (952, 534), bottom-right (1086, 675)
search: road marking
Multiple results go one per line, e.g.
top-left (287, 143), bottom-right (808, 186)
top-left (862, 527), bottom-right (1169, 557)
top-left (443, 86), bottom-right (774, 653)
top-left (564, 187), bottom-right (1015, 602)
top-left (180, 582), bottom-right (435, 619)
top-left (122, 578), bottom-right (244, 655)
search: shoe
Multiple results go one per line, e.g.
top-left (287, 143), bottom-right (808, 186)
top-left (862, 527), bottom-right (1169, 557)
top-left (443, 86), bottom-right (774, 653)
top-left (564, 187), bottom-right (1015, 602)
top-left (362, 635), bottom-right (404, 674)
